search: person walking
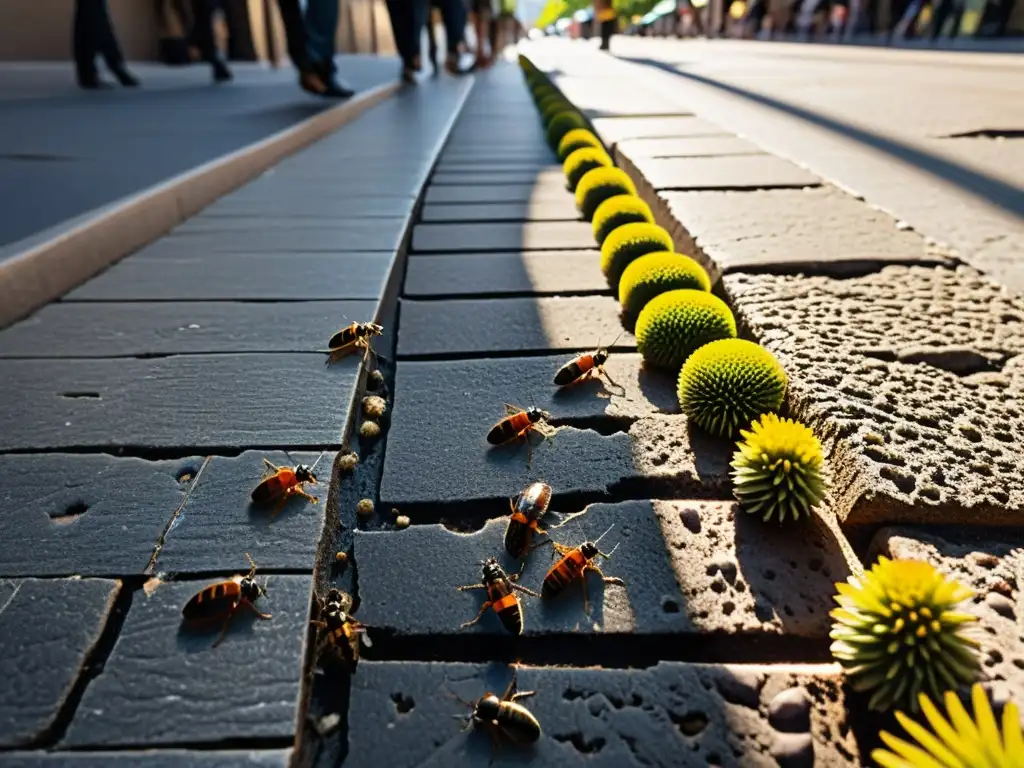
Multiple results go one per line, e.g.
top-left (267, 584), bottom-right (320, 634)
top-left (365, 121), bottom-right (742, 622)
top-left (594, 0), bottom-right (617, 49)
top-left (187, 0), bottom-right (233, 81)
top-left (429, 0), bottom-right (473, 74)
top-left (275, 0), bottom-right (354, 97)
top-left (73, 0), bottom-right (139, 89)
top-left (385, 0), bottom-right (429, 83)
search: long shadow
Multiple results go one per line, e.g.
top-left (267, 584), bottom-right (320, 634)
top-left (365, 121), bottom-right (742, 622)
top-left (619, 55), bottom-right (1024, 220)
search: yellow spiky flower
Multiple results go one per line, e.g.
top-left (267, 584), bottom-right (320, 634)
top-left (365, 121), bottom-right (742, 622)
top-left (830, 558), bottom-right (981, 713)
top-left (731, 414), bottom-right (827, 523)
top-left (873, 683), bottom-right (1024, 768)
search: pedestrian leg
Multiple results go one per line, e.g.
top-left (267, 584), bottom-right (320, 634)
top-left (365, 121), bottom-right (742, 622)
top-left (93, 0), bottom-right (138, 86)
top-left (192, 0), bottom-right (232, 81)
top-left (305, 0), bottom-right (354, 96)
top-left (437, 0), bottom-right (469, 72)
top-left (73, 0), bottom-right (103, 88)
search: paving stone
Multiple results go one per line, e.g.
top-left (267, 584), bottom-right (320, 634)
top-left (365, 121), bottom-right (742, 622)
top-left (0, 353), bottom-right (360, 451)
top-left (871, 527), bottom-right (1024, 701)
top-left (0, 578), bottom-right (119, 747)
top-left (404, 251), bottom-right (605, 297)
top-left (435, 160), bottom-right (562, 174)
top-left (429, 169), bottom-right (567, 186)
top-left (397, 297), bottom-right (630, 358)
top-left (142, 220), bottom-right (406, 254)
top-left (0, 300), bottom-right (376, 356)
top-left (156, 451), bottom-right (335, 573)
top-left (63, 575), bottom-right (311, 747)
top-left (623, 154), bottom-right (821, 192)
top-left (420, 198), bottom-right (581, 223)
top-left (379, 356), bottom-right (731, 507)
top-left (65, 251), bottom-right (390, 300)
top-left (658, 187), bottom-right (949, 279)
top-left (412, 222), bottom-right (593, 253)
top-left (722, 265), bottom-right (1024, 525)
top-left (199, 195), bottom-right (415, 219)
top-left (357, 500), bottom-right (850, 638)
top-left (437, 150), bottom-right (556, 166)
top-left (0, 454), bottom-right (190, 577)
top-left (171, 215), bottom-right (407, 235)
top-left (424, 183), bottom-right (570, 205)
top-left (589, 116), bottom-right (728, 145)
top-left (347, 661), bottom-right (859, 767)
top-left (549, 79), bottom-right (685, 119)
top-left (616, 136), bottom-right (764, 158)
top-left (0, 752), bottom-right (292, 767)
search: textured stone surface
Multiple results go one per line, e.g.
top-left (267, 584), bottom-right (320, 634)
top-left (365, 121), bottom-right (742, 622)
top-left (0, 578), bottom-right (119, 746)
top-left (63, 575), bottom-right (311, 746)
top-left (347, 661), bottom-right (859, 767)
top-left (550, 78), bottom-right (686, 119)
top-left (156, 451), bottom-right (335, 573)
top-left (199, 193), bottom-right (415, 219)
top-left (617, 136), bottom-right (763, 158)
top-left (0, 454), bottom-right (189, 577)
top-left (0, 752), bottom-right (292, 767)
top-left (424, 183), bottom-right (573, 205)
top-left (0, 353), bottom-right (360, 451)
top-left (659, 187), bottom-right (948, 278)
top-left (871, 527), bottom-right (1024, 699)
top-left (723, 265), bottom-right (1024, 525)
top-left (0, 301), bottom-right (376, 356)
top-left (379, 356), bottom-right (733, 507)
top-left (412, 221), bottom-right (594, 253)
top-left (404, 251), bottom-right (606, 297)
top-left (397, 296), bottom-right (632, 357)
top-left (590, 116), bottom-right (728, 145)
top-left (624, 154), bottom-right (821, 192)
top-left (358, 500), bottom-right (850, 638)
top-left (420, 198), bottom-right (581, 222)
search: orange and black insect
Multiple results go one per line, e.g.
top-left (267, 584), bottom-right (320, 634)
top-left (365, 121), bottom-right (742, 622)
top-left (487, 404), bottom-right (557, 464)
top-left (250, 452), bottom-right (323, 520)
top-left (312, 588), bottom-right (372, 670)
top-left (181, 552), bottom-right (272, 647)
top-left (325, 321), bottom-right (383, 365)
top-left (542, 524), bottom-right (624, 615)
top-left (451, 671), bottom-right (541, 748)
top-left (553, 334), bottom-right (623, 387)
top-left (504, 482), bottom-right (552, 560)
top-left (457, 558), bottom-right (540, 635)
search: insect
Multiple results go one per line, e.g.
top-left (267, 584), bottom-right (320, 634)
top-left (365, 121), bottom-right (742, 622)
top-left (504, 482), bottom-right (552, 560)
top-left (312, 588), bottom-right (372, 670)
top-left (486, 404), bottom-right (557, 464)
top-left (457, 558), bottom-right (540, 635)
top-left (542, 524), bottom-right (624, 615)
top-left (553, 334), bottom-right (624, 388)
top-left (452, 671), bottom-right (541, 748)
top-left (325, 321), bottom-right (383, 365)
top-left (181, 552), bottom-right (272, 647)
top-left (250, 452), bottom-right (324, 520)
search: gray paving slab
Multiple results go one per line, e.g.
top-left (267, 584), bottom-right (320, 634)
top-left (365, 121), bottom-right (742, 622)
top-left (198, 195), bottom-right (415, 219)
top-left (429, 169), bottom-right (567, 186)
top-left (156, 451), bottom-right (335, 573)
top-left (357, 500), bottom-right (851, 638)
top-left (420, 199), bottom-right (581, 222)
top-left (616, 135), bottom-right (764, 158)
top-left (723, 265), bottom-right (1024, 526)
top-left (590, 116), bottom-right (728, 145)
top-left (438, 149), bottom-right (556, 164)
top-left (63, 575), bottom-right (311, 747)
top-left (424, 184), bottom-right (570, 205)
top-left (550, 79), bottom-right (689, 119)
top-left (0, 752), bottom-right (292, 767)
top-left (404, 251), bottom-right (605, 297)
top-left (348, 661), bottom-right (860, 767)
top-left (434, 160), bottom-right (562, 174)
top-left (0, 353), bottom-right (360, 451)
top-left (412, 222), bottom-right (594, 253)
top-left (0, 300), bottom-right (376, 357)
top-left (379, 356), bottom-right (732, 507)
top-left (156, 220), bottom-right (406, 253)
top-left (0, 578), bottom-right (119, 747)
top-left (659, 187), bottom-right (949, 278)
top-left (626, 154), bottom-right (821, 191)
top-left (0, 454), bottom-right (190, 577)
top-left (398, 296), bottom-right (630, 357)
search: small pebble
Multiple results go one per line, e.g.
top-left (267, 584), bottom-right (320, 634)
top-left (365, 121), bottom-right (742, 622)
top-left (395, 515), bottom-right (410, 530)
top-left (338, 452), bottom-right (359, 473)
top-left (680, 507), bottom-right (701, 534)
top-left (768, 687), bottom-right (811, 733)
top-left (357, 498), bottom-right (374, 518)
top-left (360, 421), bottom-right (381, 440)
top-left (985, 591), bottom-right (1015, 620)
top-left (771, 732), bottom-right (814, 768)
top-left (335, 551), bottom-right (348, 564)
top-left (363, 395), bottom-right (387, 418)
top-left (316, 713), bottom-right (342, 736)
top-left (367, 369), bottom-right (385, 390)
top-left (391, 508), bottom-right (400, 518)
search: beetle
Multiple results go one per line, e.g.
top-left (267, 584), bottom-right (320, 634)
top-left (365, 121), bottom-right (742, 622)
top-left (542, 524), bottom-right (624, 615)
top-left (504, 481), bottom-right (552, 560)
top-left (250, 452), bottom-right (324, 520)
top-left (325, 321), bottom-right (383, 366)
top-left (553, 334), bottom-right (624, 388)
top-left (486, 404), bottom-right (557, 465)
top-left (312, 587), bottom-right (371, 670)
top-left (452, 670), bottom-right (541, 748)
top-left (181, 552), bottom-right (272, 647)
top-left (457, 558), bottom-right (540, 635)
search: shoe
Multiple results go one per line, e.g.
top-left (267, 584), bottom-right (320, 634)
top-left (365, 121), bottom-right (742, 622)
top-left (445, 54), bottom-right (471, 75)
top-left (401, 65), bottom-right (416, 84)
top-left (111, 67), bottom-right (139, 87)
top-left (212, 60), bottom-right (233, 82)
top-left (77, 71), bottom-right (112, 90)
top-left (299, 69), bottom-right (328, 96)
top-left (321, 77), bottom-right (354, 98)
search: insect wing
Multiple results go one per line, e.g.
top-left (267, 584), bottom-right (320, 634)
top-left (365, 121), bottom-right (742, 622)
top-left (251, 474), bottom-right (282, 504)
top-left (503, 403), bottom-right (525, 417)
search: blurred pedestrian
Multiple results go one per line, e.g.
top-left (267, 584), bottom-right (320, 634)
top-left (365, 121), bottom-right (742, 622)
top-left (188, 0), bottom-right (233, 81)
top-left (276, 0), bottom-right (354, 97)
top-left (594, 0), bottom-right (617, 49)
top-left (470, 0), bottom-right (493, 68)
top-left (385, 0), bottom-right (429, 82)
top-left (73, 0), bottom-right (139, 89)
top-left (431, 0), bottom-right (473, 74)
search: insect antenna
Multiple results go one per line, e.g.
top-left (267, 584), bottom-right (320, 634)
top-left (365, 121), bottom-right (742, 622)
top-left (593, 523), bottom-right (616, 546)
top-left (308, 451), bottom-right (326, 474)
top-left (244, 552), bottom-right (258, 577)
top-left (606, 331), bottom-right (625, 350)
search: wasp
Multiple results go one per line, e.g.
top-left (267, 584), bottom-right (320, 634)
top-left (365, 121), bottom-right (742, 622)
top-left (543, 524), bottom-right (624, 615)
top-left (325, 321), bottom-right (383, 365)
top-left (181, 552), bottom-right (272, 647)
top-left (486, 404), bottom-right (557, 464)
top-left (312, 588), bottom-right (372, 670)
top-left (553, 334), bottom-right (624, 388)
top-left (452, 670), bottom-right (541, 748)
top-left (250, 452), bottom-right (324, 520)
top-left (457, 558), bottom-right (540, 635)
top-left (504, 482), bottom-right (552, 560)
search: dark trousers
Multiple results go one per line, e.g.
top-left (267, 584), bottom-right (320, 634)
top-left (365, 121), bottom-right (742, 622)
top-left (433, 0), bottom-right (466, 55)
top-left (188, 0), bottom-right (221, 63)
top-left (386, 0), bottom-right (429, 65)
top-left (275, 0), bottom-right (338, 73)
top-left (275, 0), bottom-right (310, 70)
top-left (599, 18), bottom-right (615, 49)
top-left (73, 0), bottom-right (126, 75)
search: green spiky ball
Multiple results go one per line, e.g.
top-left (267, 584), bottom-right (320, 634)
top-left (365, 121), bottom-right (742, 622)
top-left (618, 252), bottom-right (710, 322)
top-left (635, 290), bottom-right (736, 371)
top-left (539, 97), bottom-right (571, 124)
top-left (831, 557), bottom-right (981, 712)
top-left (575, 168), bottom-right (637, 221)
top-left (591, 195), bottom-right (654, 245)
top-left (557, 129), bottom-right (602, 163)
top-left (677, 339), bottom-right (787, 437)
top-left (546, 111), bottom-right (589, 150)
top-left (564, 147), bottom-right (613, 191)
top-left (600, 222), bottom-right (674, 289)
top-left (731, 413), bottom-right (827, 524)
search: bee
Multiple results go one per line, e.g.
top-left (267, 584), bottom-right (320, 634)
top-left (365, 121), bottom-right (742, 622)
top-left (325, 321), bottom-right (383, 365)
top-left (543, 524), bottom-right (624, 615)
top-left (312, 588), bottom-right (372, 670)
top-left (486, 404), bottom-right (557, 464)
top-left (250, 452), bottom-right (324, 520)
top-left (452, 671), bottom-right (541, 748)
top-left (504, 482), bottom-right (552, 560)
top-left (553, 334), bottom-right (623, 388)
top-left (457, 558), bottom-right (540, 635)
top-left (181, 552), bottom-right (272, 647)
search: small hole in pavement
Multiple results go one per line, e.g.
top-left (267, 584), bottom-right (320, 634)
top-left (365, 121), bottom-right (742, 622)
top-left (61, 391), bottom-right (101, 399)
top-left (177, 467), bottom-right (197, 484)
top-left (391, 692), bottom-right (414, 714)
top-left (662, 598), bottom-right (680, 613)
top-left (51, 501), bottom-right (88, 525)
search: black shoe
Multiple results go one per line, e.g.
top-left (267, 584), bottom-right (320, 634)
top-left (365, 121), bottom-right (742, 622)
top-left (111, 67), bottom-right (139, 87)
top-left (212, 60), bottom-right (232, 82)
top-left (77, 71), bottom-right (112, 90)
top-left (401, 64), bottom-right (416, 84)
top-left (299, 68), bottom-right (328, 96)
top-left (322, 77), bottom-right (354, 98)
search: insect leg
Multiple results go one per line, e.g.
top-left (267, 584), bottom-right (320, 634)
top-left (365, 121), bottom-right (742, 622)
top-left (510, 690), bottom-right (536, 702)
top-left (268, 494), bottom-right (289, 522)
top-left (459, 601), bottom-right (493, 630)
top-left (242, 598), bottom-right (273, 621)
top-left (510, 582), bottom-right (541, 598)
top-left (585, 562), bottom-right (626, 586)
top-left (456, 583), bottom-right (487, 592)
top-left (501, 670), bottom-right (519, 701)
top-left (600, 366), bottom-right (627, 395)
top-left (211, 604), bottom-right (239, 648)
top-left (290, 485), bottom-right (320, 505)
top-left (581, 574), bottom-right (591, 616)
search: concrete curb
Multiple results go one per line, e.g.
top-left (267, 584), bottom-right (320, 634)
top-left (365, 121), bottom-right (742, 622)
top-left (0, 79), bottom-right (402, 331)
